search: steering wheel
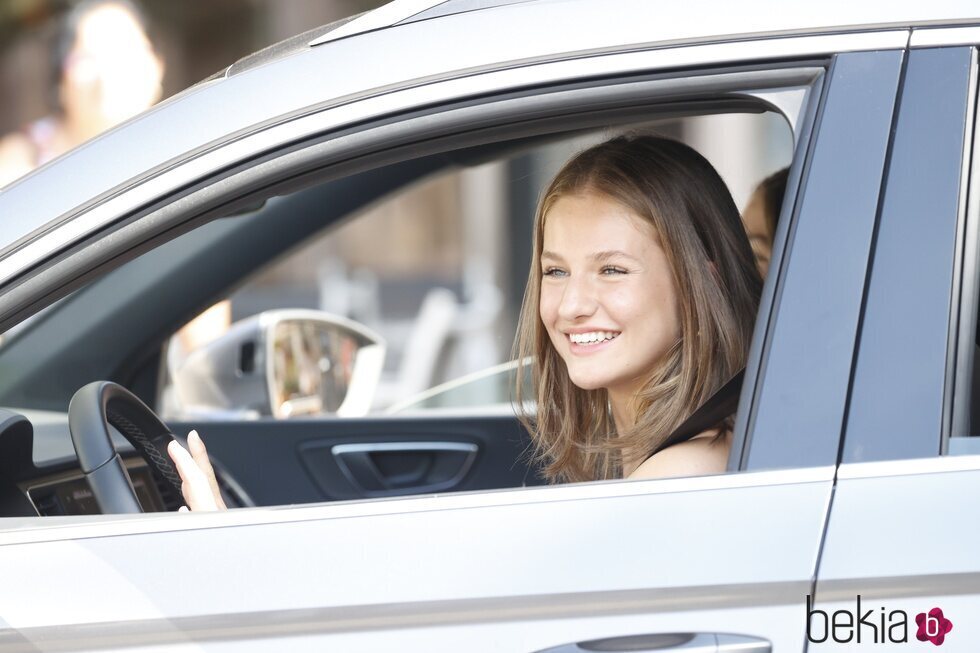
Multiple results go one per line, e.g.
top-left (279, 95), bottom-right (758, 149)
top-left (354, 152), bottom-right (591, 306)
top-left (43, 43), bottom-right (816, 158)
top-left (68, 381), bottom-right (184, 514)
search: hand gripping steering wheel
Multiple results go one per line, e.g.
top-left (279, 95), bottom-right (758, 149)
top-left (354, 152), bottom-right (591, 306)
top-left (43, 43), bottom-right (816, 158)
top-left (68, 381), bottom-right (184, 514)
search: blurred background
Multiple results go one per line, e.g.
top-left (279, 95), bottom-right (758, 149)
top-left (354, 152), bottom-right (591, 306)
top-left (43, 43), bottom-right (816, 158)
top-left (0, 1), bottom-right (385, 132)
top-left (0, 1), bottom-right (793, 417)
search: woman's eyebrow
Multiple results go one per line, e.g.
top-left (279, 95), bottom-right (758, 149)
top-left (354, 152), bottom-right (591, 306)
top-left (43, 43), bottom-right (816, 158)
top-left (541, 250), bottom-right (640, 262)
top-left (592, 250), bottom-right (640, 262)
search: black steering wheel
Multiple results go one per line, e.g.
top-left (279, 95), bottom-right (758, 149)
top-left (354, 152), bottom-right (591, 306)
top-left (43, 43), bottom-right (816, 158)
top-left (68, 381), bottom-right (184, 514)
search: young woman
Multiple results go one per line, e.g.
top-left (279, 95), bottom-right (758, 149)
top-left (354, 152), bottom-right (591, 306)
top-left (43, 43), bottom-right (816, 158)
top-left (169, 134), bottom-right (763, 509)
top-left (513, 134), bottom-right (762, 482)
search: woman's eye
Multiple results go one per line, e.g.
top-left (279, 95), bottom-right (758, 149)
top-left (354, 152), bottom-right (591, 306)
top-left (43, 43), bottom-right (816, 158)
top-left (542, 267), bottom-right (567, 278)
top-left (601, 266), bottom-right (628, 275)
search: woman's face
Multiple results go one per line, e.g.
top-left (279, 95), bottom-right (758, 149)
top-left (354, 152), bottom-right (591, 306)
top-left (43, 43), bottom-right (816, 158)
top-left (741, 188), bottom-right (773, 277)
top-left (539, 192), bottom-right (681, 399)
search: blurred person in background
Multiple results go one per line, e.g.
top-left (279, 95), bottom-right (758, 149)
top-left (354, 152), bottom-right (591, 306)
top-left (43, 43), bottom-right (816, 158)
top-left (0, 0), bottom-right (228, 373)
top-left (0, 0), bottom-right (164, 188)
top-left (741, 167), bottom-right (789, 277)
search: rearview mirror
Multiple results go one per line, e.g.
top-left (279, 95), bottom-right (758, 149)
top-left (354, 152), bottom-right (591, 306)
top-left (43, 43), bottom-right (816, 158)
top-left (172, 310), bottom-right (385, 419)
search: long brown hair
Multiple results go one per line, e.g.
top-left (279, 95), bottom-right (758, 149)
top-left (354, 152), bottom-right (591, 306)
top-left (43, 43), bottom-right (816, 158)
top-left (514, 134), bottom-right (762, 483)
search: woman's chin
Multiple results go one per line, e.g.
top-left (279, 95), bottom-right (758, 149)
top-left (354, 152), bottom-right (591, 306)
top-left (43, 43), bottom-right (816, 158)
top-left (567, 373), bottom-right (609, 392)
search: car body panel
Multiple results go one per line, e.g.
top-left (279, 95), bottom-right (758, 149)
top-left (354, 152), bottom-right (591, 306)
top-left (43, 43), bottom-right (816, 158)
top-left (0, 468), bottom-right (832, 651)
top-left (814, 459), bottom-right (980, 650)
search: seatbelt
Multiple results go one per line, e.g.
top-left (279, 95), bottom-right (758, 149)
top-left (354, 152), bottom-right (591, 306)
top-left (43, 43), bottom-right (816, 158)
top-left (650, 368), bottom-right (745, 457)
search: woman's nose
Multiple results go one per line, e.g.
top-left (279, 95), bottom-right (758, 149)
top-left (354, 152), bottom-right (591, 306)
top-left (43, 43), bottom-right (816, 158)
top-left (557, 276), bottom-right (597, 321)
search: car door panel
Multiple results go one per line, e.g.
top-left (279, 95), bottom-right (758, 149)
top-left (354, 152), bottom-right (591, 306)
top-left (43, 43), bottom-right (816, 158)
top-left (169, 415), bottom-right (543, 505)
top-left (813, 460), bottom-right (980, 650)
top-left (0, 468), bottom-right (831, 652)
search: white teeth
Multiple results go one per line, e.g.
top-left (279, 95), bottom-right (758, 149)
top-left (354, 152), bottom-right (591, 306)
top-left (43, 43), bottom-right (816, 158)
top-left (569, 331), bottom-right (619, 344)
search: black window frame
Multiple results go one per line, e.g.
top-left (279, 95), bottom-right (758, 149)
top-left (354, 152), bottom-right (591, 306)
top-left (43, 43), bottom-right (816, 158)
top-left (840, 46), bottom-right (977, 464)
top-left (741, 50), bottom-right (907, 471)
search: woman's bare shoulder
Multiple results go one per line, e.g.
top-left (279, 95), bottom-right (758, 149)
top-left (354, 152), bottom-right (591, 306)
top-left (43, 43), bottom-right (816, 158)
top-left (627, 431), bottom-right (731, 481)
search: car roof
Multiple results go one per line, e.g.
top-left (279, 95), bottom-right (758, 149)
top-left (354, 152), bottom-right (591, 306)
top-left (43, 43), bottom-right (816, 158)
top-left (310, 0), bottom-right (537, 46)
top-left (304, 0), bottom-right (980, 53)
top-left (230, 0), bottom-right (980, 76)
top-left (0, 0), bottom-right (977, 267)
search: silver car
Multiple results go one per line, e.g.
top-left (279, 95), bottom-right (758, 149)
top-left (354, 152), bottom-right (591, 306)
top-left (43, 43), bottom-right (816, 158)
top-left (0, 0), bottom-right (978, 650)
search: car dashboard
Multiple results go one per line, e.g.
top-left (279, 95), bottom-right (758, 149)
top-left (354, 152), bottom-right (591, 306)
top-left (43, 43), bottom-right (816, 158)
top-left (22, 461), bottom-right (175, 516)
top-left (0, 406), bottom-right (182, 517)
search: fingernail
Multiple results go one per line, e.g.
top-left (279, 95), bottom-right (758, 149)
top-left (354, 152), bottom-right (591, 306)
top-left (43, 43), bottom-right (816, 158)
top-left (189, 430), bottom-right (200, 443)
top-left (169, 440), bottom-right (190, 459)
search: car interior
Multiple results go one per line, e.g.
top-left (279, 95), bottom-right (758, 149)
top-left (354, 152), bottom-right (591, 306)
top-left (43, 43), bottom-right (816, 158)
top-left (0, 93), bottom-right (797, 518)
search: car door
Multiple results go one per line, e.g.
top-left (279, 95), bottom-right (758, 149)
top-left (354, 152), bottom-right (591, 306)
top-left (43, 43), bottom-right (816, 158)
top-left (812, 38), bottom-right (980, 651)
top-left (0, 14), bottom-right (902, 653)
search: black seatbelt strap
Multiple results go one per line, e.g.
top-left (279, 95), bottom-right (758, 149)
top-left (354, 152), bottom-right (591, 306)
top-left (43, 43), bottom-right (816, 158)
top-left (649, 368), bottom-right (745, 458)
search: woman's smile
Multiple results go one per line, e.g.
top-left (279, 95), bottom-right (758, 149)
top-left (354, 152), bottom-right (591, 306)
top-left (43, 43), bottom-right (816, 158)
top-left (565, 329), bottom-right (621, 353)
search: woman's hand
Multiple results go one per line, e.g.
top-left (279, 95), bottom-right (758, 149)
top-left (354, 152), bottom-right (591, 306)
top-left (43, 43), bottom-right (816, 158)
top-left (167, 430), bottom-right (227, 511)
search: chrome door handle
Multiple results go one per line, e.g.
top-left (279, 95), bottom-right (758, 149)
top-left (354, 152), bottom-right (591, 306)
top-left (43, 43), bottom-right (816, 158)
top-left (533, 633), bottom-right (770, 653)
top-left (330, 441), bottom-right (478, 496)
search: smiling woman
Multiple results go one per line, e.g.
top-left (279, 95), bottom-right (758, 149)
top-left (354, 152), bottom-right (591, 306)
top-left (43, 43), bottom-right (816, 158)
top-left (515, 135), bottom-right (763, 482)
top-left (167, 133), bottom-right (768, 509)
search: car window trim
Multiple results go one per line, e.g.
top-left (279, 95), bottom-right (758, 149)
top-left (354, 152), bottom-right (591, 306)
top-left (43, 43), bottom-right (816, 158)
top-left (949, 47), bottom-right (980, 442)
top-left (910, 25), bottom-right (980, 48)
top-left (842, 47), bottom-right (977, 462)
top-left (741, 49), bottom-right (906, 471)
top-left (838, 454), bottom-right (980, 480)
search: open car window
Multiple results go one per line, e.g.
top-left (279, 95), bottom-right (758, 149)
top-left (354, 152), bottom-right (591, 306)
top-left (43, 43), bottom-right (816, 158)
top-left (155, 112), bottom-right (794, 421)
top-left (0, 58), bottom-right (837, 517)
